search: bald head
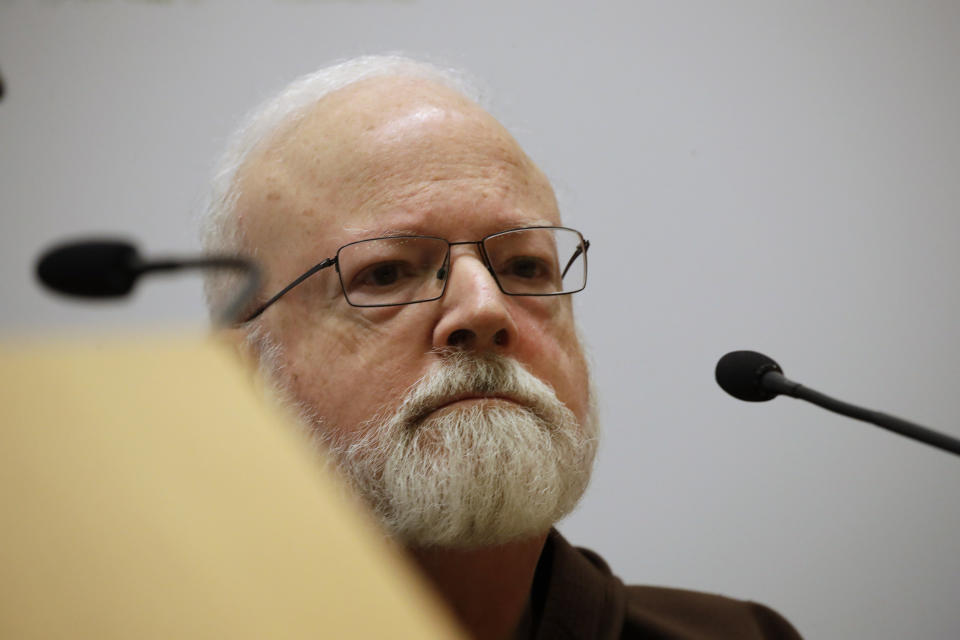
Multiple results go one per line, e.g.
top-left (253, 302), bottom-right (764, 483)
top-left (231, 76), bottom-right (558, 278)
top-left (202, 56), bottom-right (482, 314)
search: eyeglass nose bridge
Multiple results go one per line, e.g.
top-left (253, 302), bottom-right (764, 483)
top-left (436, 239), bottom-right (495, 284)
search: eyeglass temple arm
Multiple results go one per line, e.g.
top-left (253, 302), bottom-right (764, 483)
top-left (241, 258), bottom-right (336, 324)
top-left (560, 240), bottom-right (589, 279)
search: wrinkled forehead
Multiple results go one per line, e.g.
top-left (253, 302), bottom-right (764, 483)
top-left (233, 76), bottom-right (559, 254)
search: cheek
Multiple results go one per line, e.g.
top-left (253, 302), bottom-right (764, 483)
top-left (272, 307), bottom-right (431, 434)
top-left (552, 335), bottom-right (591, 424)
top-left (514, 302), bottom-right (590, 422)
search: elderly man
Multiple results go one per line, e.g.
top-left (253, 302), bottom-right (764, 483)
top-left (202, 55), bottom-right (800, 640)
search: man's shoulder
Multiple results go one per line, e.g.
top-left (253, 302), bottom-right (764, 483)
top-left (619, 583), bottom-right (802, 640)
top-left (538, 530), bottom-right (801, 639)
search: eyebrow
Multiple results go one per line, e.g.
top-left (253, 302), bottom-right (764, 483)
top-left (369, 227), bottom-right (426, 237)
top-left (352, 220), bottom-right (559, 240)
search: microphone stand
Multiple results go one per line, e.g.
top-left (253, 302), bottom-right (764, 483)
top-left (133, 256), bottom-right (261, 327)
top-left (762, 371), bottom-right (960, 457)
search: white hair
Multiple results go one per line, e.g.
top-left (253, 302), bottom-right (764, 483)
top-left (199, 54), bottom-right (484, 319)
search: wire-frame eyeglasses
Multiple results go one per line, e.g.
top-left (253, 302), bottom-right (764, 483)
top-left (241, 225), bottom-right (589, 323)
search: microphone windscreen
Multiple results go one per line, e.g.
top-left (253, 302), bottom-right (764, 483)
top-left (715, 350), bottom-right (783, 402)
top-left (36, 240), bottom-right (139, 297)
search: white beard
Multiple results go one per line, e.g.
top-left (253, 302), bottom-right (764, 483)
top-left (252, 331), bottom-right (598, 549)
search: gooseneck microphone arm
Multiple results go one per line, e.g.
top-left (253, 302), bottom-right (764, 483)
top-left (132, 255), bottom-right (260, 327)
top-left (716, 350), bottom-right (960, 458)
top-left (760, 368), bottom-right (960, 457)
top-left (36, 239), bottom-right (261, 327)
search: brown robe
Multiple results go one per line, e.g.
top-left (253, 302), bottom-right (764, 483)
top-left (529, 530), bottom-right (803, 639)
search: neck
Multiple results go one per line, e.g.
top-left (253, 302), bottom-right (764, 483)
top-left (407, 532), bottom-right (548, 640)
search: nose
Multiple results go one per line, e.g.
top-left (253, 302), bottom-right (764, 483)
top-left (431, 249), bottom-right (519, 352)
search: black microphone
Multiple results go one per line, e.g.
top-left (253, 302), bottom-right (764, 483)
top-left (716, 350), bottom-right (960, 458)
top-left (36, 238), bottom-right (260, 327)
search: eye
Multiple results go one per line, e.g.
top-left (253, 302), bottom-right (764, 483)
top-left (355, 261), bottom-right (414, 288)
top-left (501, 256), bottom-right (550, 280)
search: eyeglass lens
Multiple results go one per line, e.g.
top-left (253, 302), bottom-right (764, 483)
top-left (336, 228), bottom-right (586, 307)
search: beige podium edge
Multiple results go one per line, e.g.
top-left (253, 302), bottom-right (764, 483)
top-left (0, 332), bottom-right (464, 639)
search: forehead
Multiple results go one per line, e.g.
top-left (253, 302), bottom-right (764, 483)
top-left (234, 76), bottom-right (560, 257)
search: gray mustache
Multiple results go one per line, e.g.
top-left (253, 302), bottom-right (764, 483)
top-left (397, 351), bottom-right (560, 427)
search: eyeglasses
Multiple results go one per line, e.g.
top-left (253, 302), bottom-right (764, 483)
top-left (242, 226), bottom-right (589, 323)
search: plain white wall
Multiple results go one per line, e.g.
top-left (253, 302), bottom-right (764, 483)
top-left (2, 1), bottom-right (958, 637)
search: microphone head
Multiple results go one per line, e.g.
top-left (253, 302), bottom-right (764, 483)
top-left (36, 239), bottom-right (140, 298)
top-left (715, 350), bottom-right (784, 402)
